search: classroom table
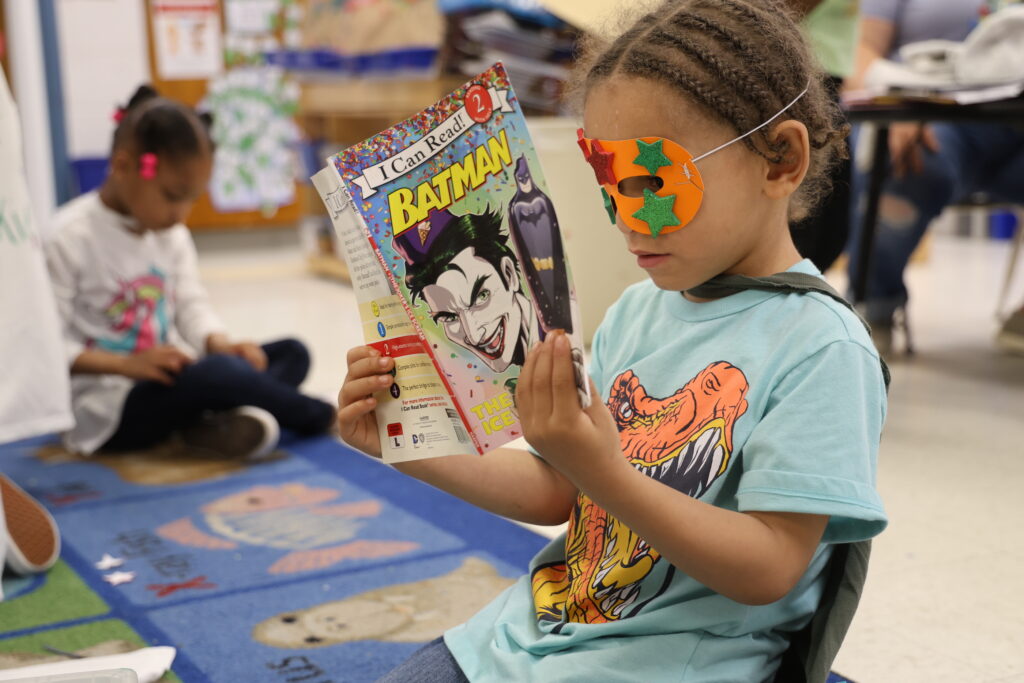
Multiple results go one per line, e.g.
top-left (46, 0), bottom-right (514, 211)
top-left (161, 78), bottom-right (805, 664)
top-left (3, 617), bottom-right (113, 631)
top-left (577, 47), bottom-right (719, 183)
top-left (842, 95), bottom-right (1024, 305)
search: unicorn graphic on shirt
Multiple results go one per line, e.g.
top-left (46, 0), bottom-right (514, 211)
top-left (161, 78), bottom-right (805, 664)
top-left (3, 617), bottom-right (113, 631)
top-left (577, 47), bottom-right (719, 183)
top-left (96, 267), bottom-right (169, 354)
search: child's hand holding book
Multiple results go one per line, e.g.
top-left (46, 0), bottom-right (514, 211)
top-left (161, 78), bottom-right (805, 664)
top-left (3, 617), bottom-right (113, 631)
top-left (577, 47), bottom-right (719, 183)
top-left (337, 345), bottom-right (395, 458)
top-left (516, 331), bottom-right (621, 487)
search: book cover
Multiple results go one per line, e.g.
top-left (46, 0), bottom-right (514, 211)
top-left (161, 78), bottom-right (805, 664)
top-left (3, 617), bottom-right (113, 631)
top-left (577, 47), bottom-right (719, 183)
top-left (317, 63), bottom-right (588, 462)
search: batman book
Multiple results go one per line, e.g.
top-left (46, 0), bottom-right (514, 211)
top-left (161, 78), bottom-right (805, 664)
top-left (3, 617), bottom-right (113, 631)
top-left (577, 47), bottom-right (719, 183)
top-left (313, 63), bottom-right (588, 463)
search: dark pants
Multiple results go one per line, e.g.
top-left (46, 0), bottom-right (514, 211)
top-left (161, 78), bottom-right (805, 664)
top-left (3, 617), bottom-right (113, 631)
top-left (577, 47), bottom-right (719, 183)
top-left (846, 122), bottom-right (1024, 323)
top-left (375, 637), bottom-right (468, 683)
top-left (103, 339), bottom-right (335, 451)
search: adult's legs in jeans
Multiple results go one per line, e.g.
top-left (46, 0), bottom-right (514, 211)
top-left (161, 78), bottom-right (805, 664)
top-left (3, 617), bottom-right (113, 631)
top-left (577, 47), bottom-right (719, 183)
top-left (848, 123), bottom-right (1024, 324)
top-left (104, 338), bottom-right (335, 451)
top-left (980, 127), bottom-right (1024, 206)
top-left (847, 124), bottom-right (955, 323)
top-left (375, 637), bottom-right (468, 683)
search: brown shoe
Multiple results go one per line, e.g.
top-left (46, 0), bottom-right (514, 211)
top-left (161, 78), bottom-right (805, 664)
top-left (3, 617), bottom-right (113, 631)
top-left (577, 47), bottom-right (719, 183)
top-left (179, 406), bottom-right (279, 461)
top-left (1, 475), bottom-right (60, 574)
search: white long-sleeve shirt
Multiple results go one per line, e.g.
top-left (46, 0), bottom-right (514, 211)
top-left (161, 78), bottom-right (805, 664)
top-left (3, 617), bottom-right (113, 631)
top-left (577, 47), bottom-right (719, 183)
top-left (44, 192), bottom-right (226, 453)
top-left (0, 66), bottom-right (72, 444)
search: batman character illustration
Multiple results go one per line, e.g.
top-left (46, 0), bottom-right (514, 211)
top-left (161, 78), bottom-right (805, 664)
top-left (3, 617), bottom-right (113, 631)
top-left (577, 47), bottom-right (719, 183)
top-left (506, 156), bottom-right (573, 338)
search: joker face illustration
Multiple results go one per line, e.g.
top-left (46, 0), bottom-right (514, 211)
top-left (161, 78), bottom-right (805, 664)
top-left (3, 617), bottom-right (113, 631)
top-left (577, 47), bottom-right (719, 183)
top-left (422, 248), bottom-right (525, 370)
top-left (397, 209), bottom-right (538, 373)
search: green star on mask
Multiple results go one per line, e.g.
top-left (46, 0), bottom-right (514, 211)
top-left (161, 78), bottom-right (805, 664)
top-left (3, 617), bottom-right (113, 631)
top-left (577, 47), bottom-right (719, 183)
top-left (632, 188), bottom-right (680, 237)
top-left (601, 187), bottom-right (616, 224)
top-left (633, 139), bottom-right (673, 175)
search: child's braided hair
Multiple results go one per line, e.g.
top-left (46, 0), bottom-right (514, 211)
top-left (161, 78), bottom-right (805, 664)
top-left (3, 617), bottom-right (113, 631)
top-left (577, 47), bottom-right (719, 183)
top-left (112, 85), bottom-right (214, 161)
top-left (567, 0), bottom-right (848, 222)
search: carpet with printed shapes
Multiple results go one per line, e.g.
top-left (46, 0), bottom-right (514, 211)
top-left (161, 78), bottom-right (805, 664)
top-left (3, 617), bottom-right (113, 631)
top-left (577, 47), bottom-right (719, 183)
top-left (0, 434), bottom-right (858, 682)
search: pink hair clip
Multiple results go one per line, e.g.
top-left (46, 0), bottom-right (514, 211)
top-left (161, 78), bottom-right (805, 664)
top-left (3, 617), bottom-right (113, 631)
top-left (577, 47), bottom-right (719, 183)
top-left (112, 107), bottom-right (126, 124)
top-left (139, 153), bottom-right (158, 180)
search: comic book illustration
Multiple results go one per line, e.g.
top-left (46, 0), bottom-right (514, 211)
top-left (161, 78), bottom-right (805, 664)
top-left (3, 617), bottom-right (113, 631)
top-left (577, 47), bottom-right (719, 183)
top-left (314, 63), bottom-right (588, 462)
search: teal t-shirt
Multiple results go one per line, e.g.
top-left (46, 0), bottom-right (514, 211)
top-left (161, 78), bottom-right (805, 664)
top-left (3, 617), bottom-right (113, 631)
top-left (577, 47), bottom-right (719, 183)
top-left (445, 260), bottom-right (888, 682)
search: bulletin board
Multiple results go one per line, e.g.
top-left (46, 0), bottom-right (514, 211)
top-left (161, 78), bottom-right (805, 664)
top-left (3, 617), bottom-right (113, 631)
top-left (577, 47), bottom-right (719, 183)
top-left (143, 0), bottom-right (302, 230)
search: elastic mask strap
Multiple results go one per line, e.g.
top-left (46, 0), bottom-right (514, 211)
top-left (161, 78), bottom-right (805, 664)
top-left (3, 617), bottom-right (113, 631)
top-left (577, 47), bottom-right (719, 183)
top-left (691, 80), bottom-right (811, 163)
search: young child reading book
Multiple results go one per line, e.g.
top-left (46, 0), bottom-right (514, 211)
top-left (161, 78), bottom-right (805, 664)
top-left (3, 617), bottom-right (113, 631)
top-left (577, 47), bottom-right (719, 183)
top-left (339, 1), bottom-right (888, 679)
top-left (45, 86), bottom-right (335, 460)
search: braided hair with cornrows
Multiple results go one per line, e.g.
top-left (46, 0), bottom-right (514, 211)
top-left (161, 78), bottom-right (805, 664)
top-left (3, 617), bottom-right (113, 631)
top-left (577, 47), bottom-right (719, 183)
top-left (568, 0), bottom-right (848, 222)
top-left (112, 85), bottom-right (215, 161)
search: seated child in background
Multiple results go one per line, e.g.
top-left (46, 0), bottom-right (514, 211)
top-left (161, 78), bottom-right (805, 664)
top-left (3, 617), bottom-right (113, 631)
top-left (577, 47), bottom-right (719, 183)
top-left (340, 0), bottom-right (888, 680)
top-left (45, 85), bottom-right (335, 460)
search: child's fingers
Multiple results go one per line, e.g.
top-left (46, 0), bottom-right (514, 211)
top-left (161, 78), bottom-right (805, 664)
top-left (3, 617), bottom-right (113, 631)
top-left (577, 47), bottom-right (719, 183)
top-left (347, 354), bottom-right (394, 382)
top-left (339, 374), bottom-right (391, 407)
top-left (174, 354), bottom-right (191, 371)
top-left (149, 367), bottom-right (175, 386)
top-left (515, 341), bottom-right (542, 419)
top-left (528, 336), bottom-right (556, 420)
top-left (346, 345), bottom-right (379, 367)
top-left (549, 333), bottom-right (578, 419)
top-left (583, 377), bottom-right (615, 430)
top-left (246, 346), bottom-right (269, 371)
top-left (160, 346), bottom-right (192, 365)
top-left (155, 355), bottom-right (186, 374)
top-left (337, 396), bottom-right (377, 427)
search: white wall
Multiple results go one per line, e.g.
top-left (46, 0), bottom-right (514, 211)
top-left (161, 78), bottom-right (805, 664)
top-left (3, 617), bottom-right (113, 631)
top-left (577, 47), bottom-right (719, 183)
top-left (55, 0), bottom-right (150, 159)
top-left (527, 117), bottom-right (645, 344)
top-left (2, 0), bottom-right (151, 224)
top-left (4, 0), bottom-right (56, 228)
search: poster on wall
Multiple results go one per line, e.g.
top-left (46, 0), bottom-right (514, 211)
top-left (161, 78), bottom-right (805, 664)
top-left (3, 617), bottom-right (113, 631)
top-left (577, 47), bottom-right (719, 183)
top-left (201, 66), bottom-right (300, 215)
top-left (224, 0), bottom-right (281, 35)
top-left (151, 0), bottom-right (224, 80)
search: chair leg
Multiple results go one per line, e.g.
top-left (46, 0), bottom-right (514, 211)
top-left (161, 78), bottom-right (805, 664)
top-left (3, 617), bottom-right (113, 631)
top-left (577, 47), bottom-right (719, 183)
top-left (895, 306), bottom-right (915, 356)
top-left (995, 208), bottom-right (1024, 321)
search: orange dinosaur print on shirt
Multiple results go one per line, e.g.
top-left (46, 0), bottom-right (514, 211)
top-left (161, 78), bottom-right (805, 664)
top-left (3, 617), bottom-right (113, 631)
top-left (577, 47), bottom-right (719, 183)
top-left (533, 362), bottom-right (749, 624)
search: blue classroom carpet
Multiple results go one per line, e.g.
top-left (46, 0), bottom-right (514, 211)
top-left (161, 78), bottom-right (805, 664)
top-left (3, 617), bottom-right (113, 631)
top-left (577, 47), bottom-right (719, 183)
top-left (0, 434), bottom-right (858, 682)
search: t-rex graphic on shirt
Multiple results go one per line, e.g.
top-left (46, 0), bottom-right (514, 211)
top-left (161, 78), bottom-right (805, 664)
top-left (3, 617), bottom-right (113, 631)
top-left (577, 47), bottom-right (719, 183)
top-left (533, 361), bottom-right (749, 624)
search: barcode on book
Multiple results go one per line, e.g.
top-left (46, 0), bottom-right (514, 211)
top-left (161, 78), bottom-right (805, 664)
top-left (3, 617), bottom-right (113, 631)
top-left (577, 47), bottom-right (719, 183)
top-left (445, 409), bottom-right (458, 420)
top-left (453, 423), bottom-right (470, 444)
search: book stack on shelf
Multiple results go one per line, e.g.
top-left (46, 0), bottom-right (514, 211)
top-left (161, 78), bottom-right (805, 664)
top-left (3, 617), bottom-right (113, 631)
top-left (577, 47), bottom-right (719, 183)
top-left (437, 1), bottom-right (578, 116)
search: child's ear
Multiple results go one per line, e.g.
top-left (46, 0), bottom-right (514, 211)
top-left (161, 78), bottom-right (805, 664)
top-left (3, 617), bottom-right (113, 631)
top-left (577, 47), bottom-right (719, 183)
top-left (108, 147), bottom-right (134, 179)
top-left (763, 120), bottom-right (810, 201)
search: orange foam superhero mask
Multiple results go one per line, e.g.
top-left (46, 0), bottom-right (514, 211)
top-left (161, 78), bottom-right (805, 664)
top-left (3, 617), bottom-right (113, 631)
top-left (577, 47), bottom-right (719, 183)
top-left (576, 82), bottom-right (810, 237)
